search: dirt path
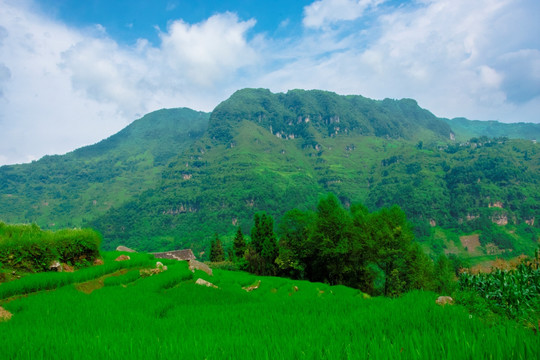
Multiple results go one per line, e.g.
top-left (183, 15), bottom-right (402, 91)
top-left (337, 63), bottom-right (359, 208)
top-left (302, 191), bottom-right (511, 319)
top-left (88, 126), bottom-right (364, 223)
top-left (75, 269), bottom-right (129, 294)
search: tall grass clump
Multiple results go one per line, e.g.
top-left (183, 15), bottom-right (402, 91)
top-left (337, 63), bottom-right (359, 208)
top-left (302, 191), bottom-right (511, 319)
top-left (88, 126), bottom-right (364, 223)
top-left (0, 221), bottom-right (101, 272)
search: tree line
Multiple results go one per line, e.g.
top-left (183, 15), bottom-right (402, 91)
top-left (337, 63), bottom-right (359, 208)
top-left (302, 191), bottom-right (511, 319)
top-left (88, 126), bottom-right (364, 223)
top-left (209, 193), bottom-right (453, 297)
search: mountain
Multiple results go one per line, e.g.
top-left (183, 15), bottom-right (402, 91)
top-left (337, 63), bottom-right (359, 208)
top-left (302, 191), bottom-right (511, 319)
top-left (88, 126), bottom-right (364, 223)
top-left (443, 117), bottom-right (540, 142)
top-left (0, 108), bottom-right (209, 228)
top-left (1, 89), bottom-right (538, 256)
top-left (84, 89), bottom-right (539, 255)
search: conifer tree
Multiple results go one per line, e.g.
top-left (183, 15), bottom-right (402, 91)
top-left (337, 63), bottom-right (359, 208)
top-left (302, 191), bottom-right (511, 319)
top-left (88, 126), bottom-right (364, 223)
top-left (233, 226), bottom-right (247, 260)
top-left (210, 233), bottom-right (225, 262)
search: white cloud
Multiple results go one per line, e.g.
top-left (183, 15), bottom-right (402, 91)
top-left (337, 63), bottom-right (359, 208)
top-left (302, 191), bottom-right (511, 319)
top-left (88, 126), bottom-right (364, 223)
top-left (303, 0), bottom-right (384, 28)
top-left (0, 2), bottom-right (258, 165)
top-left (0, 0), bottom-right (539, 165)
top-left (266, 0), bottom-right (540, 123)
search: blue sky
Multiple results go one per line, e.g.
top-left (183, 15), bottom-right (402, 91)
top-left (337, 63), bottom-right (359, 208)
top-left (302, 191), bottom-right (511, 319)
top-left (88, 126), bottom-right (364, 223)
top-left (0, 0), bottom-right (539, 165)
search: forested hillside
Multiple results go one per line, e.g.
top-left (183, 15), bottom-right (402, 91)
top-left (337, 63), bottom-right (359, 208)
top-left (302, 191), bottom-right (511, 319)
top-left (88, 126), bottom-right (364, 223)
top-left (86, 90), bottom-right (539, 255)
top-left (443, 117), bottom-right (540, 141)
top-left (0, 89), bottom-right (538, 256)
top-left (0, 108), bottom-right (209, 228)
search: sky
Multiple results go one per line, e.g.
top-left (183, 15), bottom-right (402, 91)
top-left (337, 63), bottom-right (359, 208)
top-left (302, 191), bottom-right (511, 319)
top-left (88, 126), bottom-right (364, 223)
top-left (1, 0), bottom-right (539, 165)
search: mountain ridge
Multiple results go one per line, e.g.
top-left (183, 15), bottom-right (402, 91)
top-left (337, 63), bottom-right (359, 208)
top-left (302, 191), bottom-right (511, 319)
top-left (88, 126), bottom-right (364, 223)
top-left (0, 89), bottom-right (538, 257)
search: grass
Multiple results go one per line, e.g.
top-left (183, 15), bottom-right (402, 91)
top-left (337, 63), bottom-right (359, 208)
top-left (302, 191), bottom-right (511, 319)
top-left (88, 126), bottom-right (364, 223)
top-left (0, 252), bottom-right (538, 359)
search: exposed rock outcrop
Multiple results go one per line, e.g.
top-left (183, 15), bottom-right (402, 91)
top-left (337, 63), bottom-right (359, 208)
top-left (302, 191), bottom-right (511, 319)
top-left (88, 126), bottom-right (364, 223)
top-left (195, 278), bottom-right (218, 288)
top-left (243, 280), bottom-right (261, 292)
top-left (116, 246), bottom-right (136, 253)
top-left (189, 259), bottom-right (212, 276)
top-left (115, 255), bottom-right (130, 262)
top-left (436, 296), bottom-right (454, 306)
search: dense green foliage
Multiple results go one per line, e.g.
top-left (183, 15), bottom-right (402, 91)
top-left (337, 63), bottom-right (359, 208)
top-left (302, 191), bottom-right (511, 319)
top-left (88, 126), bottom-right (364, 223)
top-left (90, 91), bottom-right (539, 256)
top-left (0, 89), bottom-right (538, 257)
top-left (1, 255), bottom-right (538, 359)
top-left (238, 195), bottom-right (440, 297)
top-left (209, 233), bottom-right (225, 262)
top-left (0, 222), bottom-right (101, 273)
top-left (444, 117), bottom-right (540, 142)
top-left (0, 108), bottom-right (208, 229)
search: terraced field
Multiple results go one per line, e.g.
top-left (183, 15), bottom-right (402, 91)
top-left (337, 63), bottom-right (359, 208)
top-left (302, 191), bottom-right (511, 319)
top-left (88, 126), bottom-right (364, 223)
top-left (1, 252), bottom-right (538, 359)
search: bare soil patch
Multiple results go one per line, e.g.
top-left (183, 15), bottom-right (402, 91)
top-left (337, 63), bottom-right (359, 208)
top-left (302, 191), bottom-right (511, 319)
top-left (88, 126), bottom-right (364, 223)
top-left (0, 306), bottom-right (12, 322)
top-left (460, 234), bottom-right (481, 254)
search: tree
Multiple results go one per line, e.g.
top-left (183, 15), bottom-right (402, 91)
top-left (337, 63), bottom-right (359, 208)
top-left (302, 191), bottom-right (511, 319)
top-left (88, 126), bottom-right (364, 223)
top-left (434, 254), bottom-right (455, 294)
top-left (249, 213), bottom-right (277, 275)
top-left (232, 226), bottom-right (247, 260)
top-left (209, 233), bottom-right (225, 262)
top-left (311, 194), bottom-right (354, 284)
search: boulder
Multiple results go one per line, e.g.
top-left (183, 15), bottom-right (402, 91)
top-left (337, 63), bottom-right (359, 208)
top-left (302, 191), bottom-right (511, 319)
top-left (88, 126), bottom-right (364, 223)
top-left (195, 278), bottom-right (218, 288)
top-left (189, 259), bottom-right (213, 276)
top-left (115, 255), bottom-right (130, 262)
top-left (436, 296), bottom-right (454, 306)
top-left (49, 261), bottom-right (62, 272)
top-left (243, 280), bottom-right (261, 292)
top-left (93, 258), bottom-right (104, 266)
top-left (116, 246), bottom-right (136, 253)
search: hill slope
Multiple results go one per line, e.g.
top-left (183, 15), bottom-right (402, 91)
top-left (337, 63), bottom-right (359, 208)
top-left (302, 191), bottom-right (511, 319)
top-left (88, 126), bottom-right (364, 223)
top-left (443, 117), bottom-right (540, 141)
top-left (88, 90), bottom-right (540, 254)
top-left (0, 108), bottom-right (209, 228)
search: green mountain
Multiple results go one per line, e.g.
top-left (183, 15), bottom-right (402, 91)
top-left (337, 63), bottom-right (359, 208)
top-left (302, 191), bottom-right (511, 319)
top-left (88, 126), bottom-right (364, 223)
top-left (84, 89), bottom-right (539, 255)
top-left (1, 89), bottom-right (538, 257)
top-left (0, 108), bottom-right (209, 228)
top-left (443, 117), bottom-right (540, 142)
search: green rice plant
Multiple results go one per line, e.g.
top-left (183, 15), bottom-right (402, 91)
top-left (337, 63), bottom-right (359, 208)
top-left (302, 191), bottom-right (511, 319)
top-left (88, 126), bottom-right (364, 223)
top-left (0, 251), bottom-right (156, 300)
top-left (0, 267), bottom-right (539, 359)
top-left (103, 269), bottom-right (141, 287)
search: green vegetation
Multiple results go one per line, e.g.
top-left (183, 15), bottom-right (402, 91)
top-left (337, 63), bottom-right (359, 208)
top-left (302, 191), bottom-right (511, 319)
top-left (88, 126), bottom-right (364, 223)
top-left (0, 89), bottom-right (538, 261)
top-left (0, 108), bottom-right (208, 229)
top-left (0, 222), bottom-right (101, 273)
top-left (1, 254), bottom-right (538, 359)
top-left (459, 250), bottom-right (540, 321)
top-left (443, 117), bottom-right (540, 142)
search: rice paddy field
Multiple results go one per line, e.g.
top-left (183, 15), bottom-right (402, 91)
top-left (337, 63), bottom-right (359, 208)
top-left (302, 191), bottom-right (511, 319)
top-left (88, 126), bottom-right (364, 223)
top-left (0, 252), bottom-right (538, 359)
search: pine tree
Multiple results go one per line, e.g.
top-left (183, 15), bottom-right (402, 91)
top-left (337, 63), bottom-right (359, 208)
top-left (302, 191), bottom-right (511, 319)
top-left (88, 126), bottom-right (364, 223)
top-left (210, 233), bottom-right (225, 262)
top-left (233, 226), bottom-right (247, 260)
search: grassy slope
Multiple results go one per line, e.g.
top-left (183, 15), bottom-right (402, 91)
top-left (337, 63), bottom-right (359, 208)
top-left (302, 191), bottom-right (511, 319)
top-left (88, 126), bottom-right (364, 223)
top-left (0, 254), bottom-right (538, 359)
top-left (0, 108), bottom-right (209, 229)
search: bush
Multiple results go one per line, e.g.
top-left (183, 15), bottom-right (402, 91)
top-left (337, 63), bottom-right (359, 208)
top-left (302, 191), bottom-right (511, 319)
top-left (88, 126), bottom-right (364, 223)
top-left (0, 221), bottom-right (101, 272)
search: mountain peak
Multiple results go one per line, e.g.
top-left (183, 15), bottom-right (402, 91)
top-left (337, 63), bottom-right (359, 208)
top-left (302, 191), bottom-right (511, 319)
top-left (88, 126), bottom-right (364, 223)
top-left (207, 88), bottom-right (452, 142)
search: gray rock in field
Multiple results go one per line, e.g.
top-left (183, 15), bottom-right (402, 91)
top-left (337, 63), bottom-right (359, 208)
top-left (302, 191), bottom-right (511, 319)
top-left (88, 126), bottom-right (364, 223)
top-left (116, 246), bottom-right (136, 253)
top-left (436, 296), bottom-right (454, 306)
top-left (189, 259), bottom-right (213, 276)
top-left (49, 261), bottom-right (62, 272)
top-left (115, 255), bottom-right (131, 262)
top-left (195, 278), bottom-right (218, 288)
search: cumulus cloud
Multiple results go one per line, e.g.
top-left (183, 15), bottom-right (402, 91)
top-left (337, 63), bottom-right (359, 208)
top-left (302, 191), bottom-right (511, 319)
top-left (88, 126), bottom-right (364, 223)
top-left (265, 0), bottom-right (540, 123)
top-left (0, 0), bottom-right (539, 165)
top-left (0, 1), bottom-right (258, 165)
top-left (303, 0), bottom-right (384, 28)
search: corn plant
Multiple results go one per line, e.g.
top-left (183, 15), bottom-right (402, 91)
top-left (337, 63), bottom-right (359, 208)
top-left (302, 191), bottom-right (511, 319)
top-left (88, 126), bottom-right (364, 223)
top-left (459, 249), bottom-right (539, 318)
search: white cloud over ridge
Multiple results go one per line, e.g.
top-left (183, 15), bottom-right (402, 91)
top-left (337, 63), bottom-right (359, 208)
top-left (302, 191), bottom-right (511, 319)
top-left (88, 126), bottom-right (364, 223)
top-left (0, 0), bottom-right (539, 166)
